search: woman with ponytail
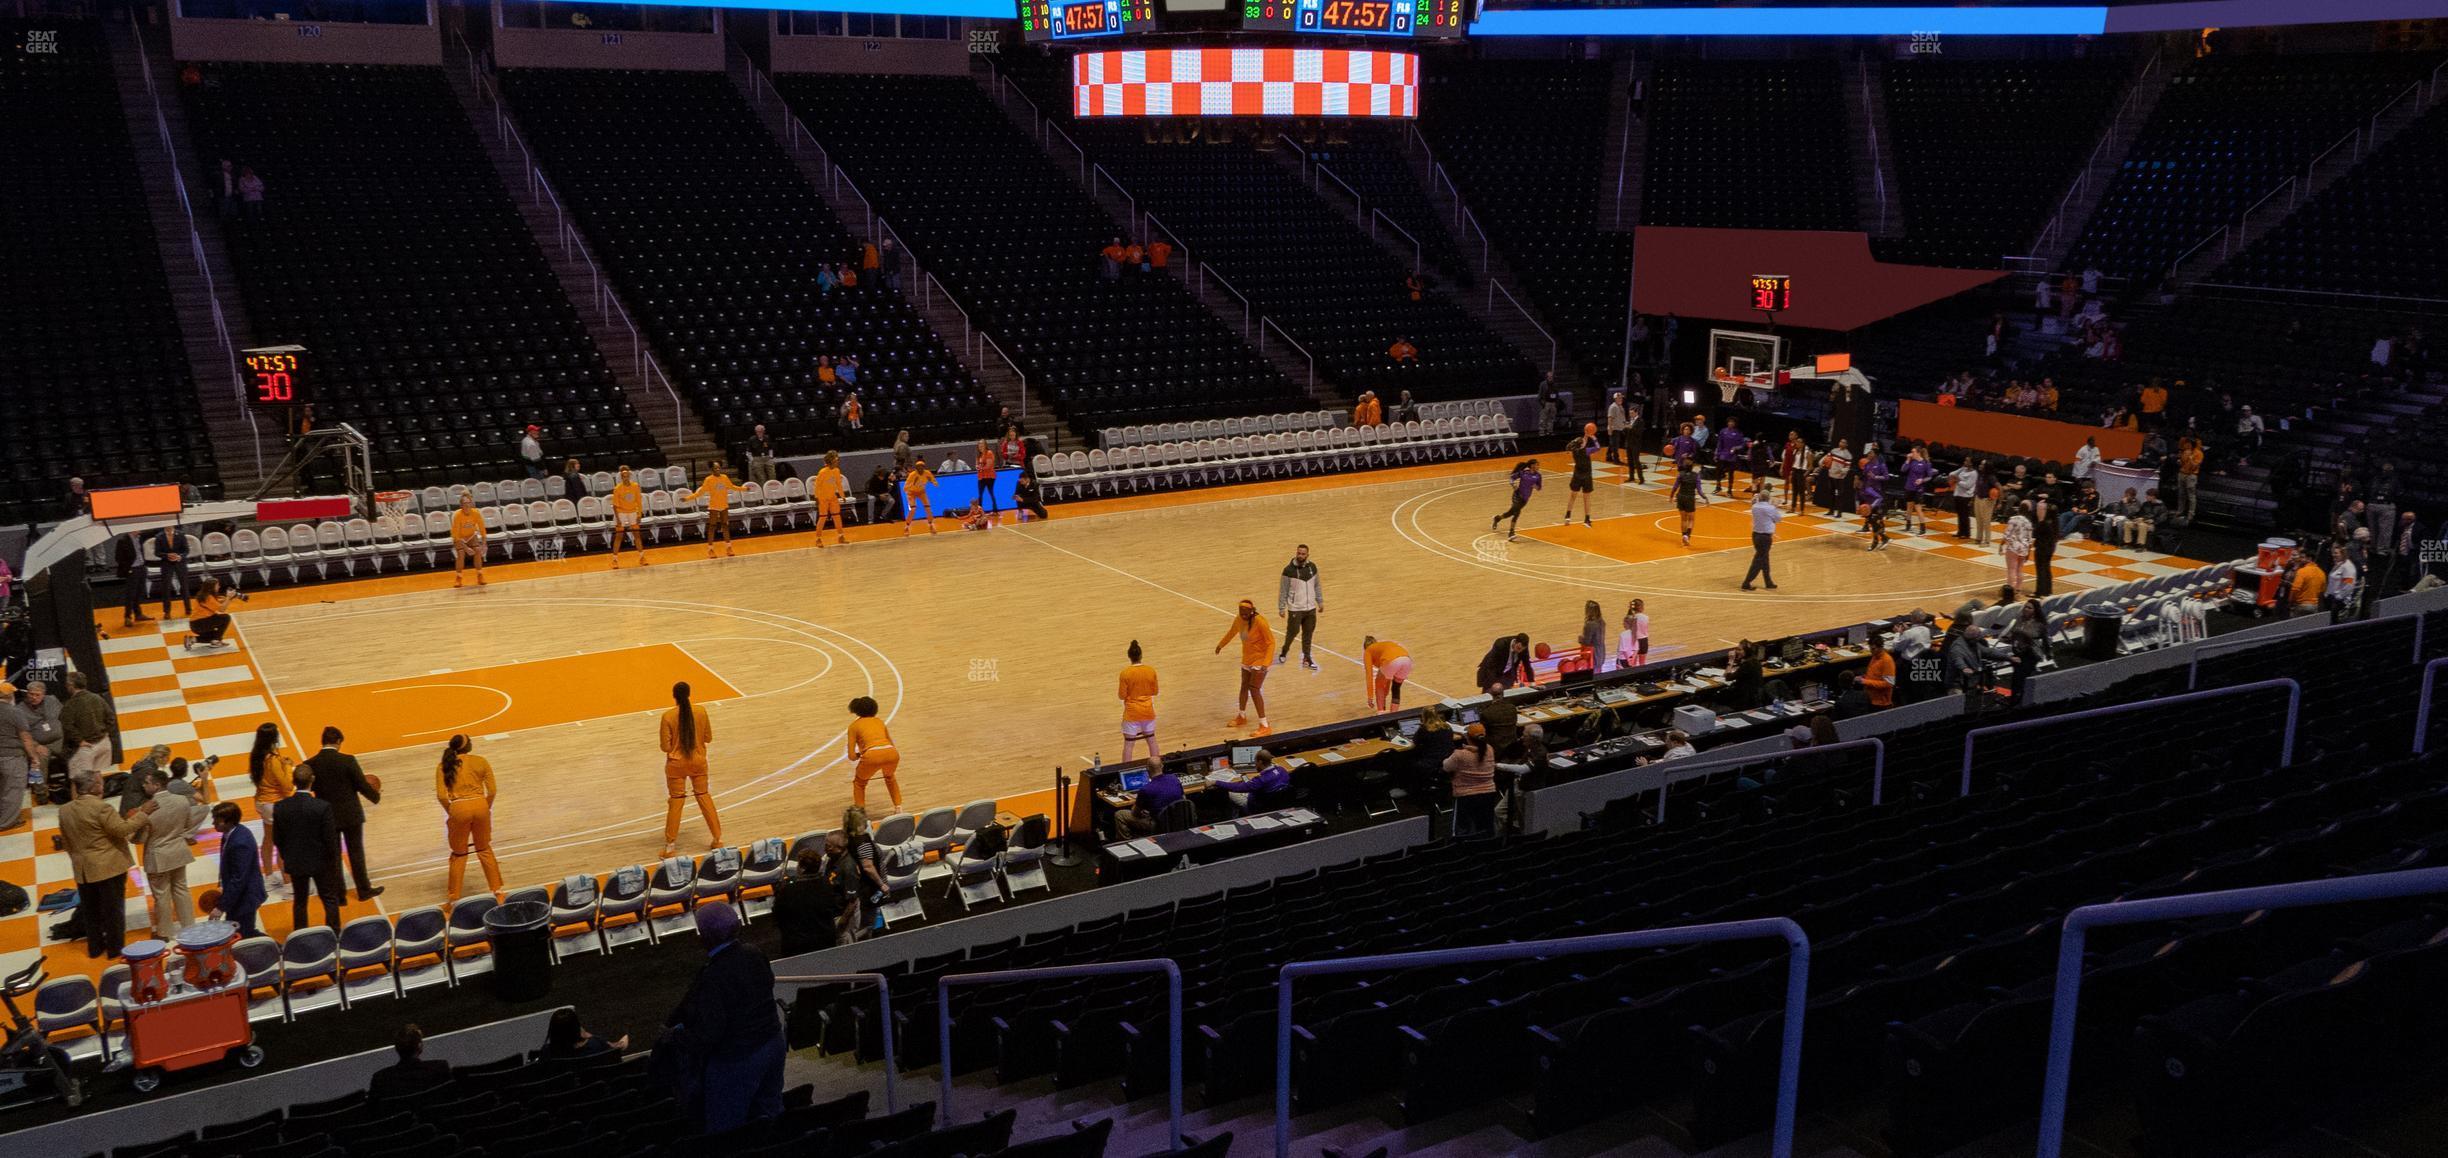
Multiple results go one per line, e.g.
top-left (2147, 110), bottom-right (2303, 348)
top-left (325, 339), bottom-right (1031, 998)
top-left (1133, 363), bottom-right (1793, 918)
top-left (433, 734), bottom-right (503, 902)
top-left (658, 681), bottom-right (723, 857)
top-left (247, 722), bottom-right (295, 884)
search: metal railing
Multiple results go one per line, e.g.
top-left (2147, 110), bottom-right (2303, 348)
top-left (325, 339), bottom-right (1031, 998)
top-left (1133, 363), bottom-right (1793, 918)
top-left (1487, 280), bottom-right (1557, 374)
top-left (980, 333), bottom-right (1028, 420)
top-left (1201, 262), bottom-right (1251, 336)
top-left (1090, 162), bottom-right (1137, 231)
top-left (938, 960), bottom-right (1182, 1151)
top-left (126, 10), bottom-right (263, 476)
top-left (1644, 737), bottom-right (1890, 824)
top-left (2188, 610), bottom-right (2421, 688)
top-left (1259, 318), bottom-right (1316, 391)
top-left (2033, 46), bottom-right (2162, 259)
top-left (1615, 69), bottom-right (1635, 229)
top-left (1370, 208), bottom-right (1423, 274)
top-left (1958, 679), bottom-right (2301, 797)
top-left (1313, 161), bottom-right (1365, 227)
top-left (1859, 57), bottom-right (1889, 235)
top-left (2034, 867), bottom-right (2448, 1158)
top-left (777, 973), bottom-right (899, 1112)
top-left (1144, 211), bottom-right (1190, 279)
top-left (923, 272), bottom-right (973, 358)
top-left (453, 29), bottom-right (687, 448)
top-left (1274, 920), bottom-right (1814, 1158)
top-left (2414, 657), bottom-right (2448, 755)
top-left (2188, 282), bottom-right (2448, 310)
top-left (1457, 199), bottom-right (1492, 276)
top-left (1049, 123), bottom-right (1088, 186)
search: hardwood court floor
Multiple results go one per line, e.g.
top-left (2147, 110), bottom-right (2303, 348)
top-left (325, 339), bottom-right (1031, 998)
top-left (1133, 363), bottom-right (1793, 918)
top-left (122, 453), bottom-right (2192, 912)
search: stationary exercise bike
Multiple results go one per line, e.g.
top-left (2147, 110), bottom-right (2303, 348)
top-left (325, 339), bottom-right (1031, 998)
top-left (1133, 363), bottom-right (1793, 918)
top-left (0, 960), bottom-right (82, 1111)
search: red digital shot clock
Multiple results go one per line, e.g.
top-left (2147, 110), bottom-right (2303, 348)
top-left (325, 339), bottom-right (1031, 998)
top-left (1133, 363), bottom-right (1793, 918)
top-left (1750, 273), bottom-right (1793, 314)
top-left (241, 344), bottom-right (311, 411)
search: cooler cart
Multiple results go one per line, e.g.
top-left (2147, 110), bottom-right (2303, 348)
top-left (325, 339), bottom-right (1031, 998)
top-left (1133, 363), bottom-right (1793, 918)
top-left (120, 926), bottom-right (263, 1093)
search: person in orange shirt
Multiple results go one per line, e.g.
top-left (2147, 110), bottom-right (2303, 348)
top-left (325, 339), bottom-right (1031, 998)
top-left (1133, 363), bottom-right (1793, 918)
top-left (841, 391), bottom-right (863, 431)
top-left (247, 722), bottom-right (296, 882)
top-left (972, 441), bottom-right (999, 528)
top-left (658, 681), bottom-right (722, 857)
top-left (1123, 241), bottom-right (1145, 272)
top-left (2176, 436), bottom-right (2204, 523)
top-left (434, 734), bottom-right (503, 903)
top-left (1215, 600), bottom-right (1278, 736)
top-left (818, 356), bottom-right (837, 386)
top-left (1117, 640), bottom-right (1160, 768)
top-left (861, 240), bottom-right (879, 273)
top-left (1388, 337), bottom-right (1418, 364)
top-left (686, 465), bottom-right (744, 557)
top-left (1862, 632), bottom-right (1897, 708)
top-left (812, 450), bottom-right (849, 547)
top-left (839, 264), bottom-right (858, 289)
top-left (608, 464), bottom-right (649, 567)
top-left (1404, 272), bottom-right (1424, 302)
top-left (449, 490), bottom-right (487, 587)
top-left (1361, 635), bottom-right (1412, 713)
top-left (845, 695), bottom-right (901, 810)
top-left (1148, 238), bottom-right (1172, 270)
top-left (902, 462), bottom-right (938, 535)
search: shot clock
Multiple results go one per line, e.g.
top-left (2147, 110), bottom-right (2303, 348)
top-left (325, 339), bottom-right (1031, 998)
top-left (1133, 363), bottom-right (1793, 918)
top-left (240, 344), bottom-right (311, 412)
top-left (1019, 0), bottom-right (1152, 42)
top-left (1749, 274), bottom-right (1793, 315)
top-left (1244, 0), bottom-right (1464, 36)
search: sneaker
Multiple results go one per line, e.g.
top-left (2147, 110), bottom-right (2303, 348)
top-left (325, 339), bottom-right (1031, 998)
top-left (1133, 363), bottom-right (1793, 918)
top-left (1303, 659), bottom-right (1320, 672)
top-left (1273, 654), bottom-right (1287, 666)
top-left (1766, 582), bottom-right (1780, 590)
top-left (1230, 715), bottom-right (1248, 727)
top-left (1583, 518), bottom-right (1593, 527)
top-left (1507, 532), bottom-right (1520, 542)
top-left (1253, 725), bottom-right (1273, 738)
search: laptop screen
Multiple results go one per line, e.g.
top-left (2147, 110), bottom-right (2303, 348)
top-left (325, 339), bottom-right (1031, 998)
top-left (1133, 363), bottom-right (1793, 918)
top-left (1230, 745), bottom-right (1262, 769)
top-left (1398, 718), bottom-right (1421, 736)
top-left (1120, 768), bottom-right (1149, 792)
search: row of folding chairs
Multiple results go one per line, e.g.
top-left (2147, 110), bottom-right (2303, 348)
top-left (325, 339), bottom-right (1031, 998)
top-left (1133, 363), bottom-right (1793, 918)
top-left (395, 465), bottom-right (695, 512)
top-left (2023, 561), bottom-right (2241, 651)
top-left (1035, 415), bottom-right (1517, 502)
top-left (1098, 409), bottom-right (1347, 449)
top-left (786, 801), bottom-right (1053, 927)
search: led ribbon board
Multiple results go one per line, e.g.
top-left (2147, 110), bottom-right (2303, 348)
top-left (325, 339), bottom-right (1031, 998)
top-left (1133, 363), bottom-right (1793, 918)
top-left (1073, 48), bottom-right (1420, 118)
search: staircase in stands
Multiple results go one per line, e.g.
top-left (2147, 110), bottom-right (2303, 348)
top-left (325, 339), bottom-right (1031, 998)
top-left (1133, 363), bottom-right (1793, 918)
top-left (2021, 46), bottom-right (2174, 275)
top-left (1597, 53), bottom-right (1644, 232)
top-left (106, 14), bottom-right (272, 500)
top-left (718, 49), bottom-right (1070, 451)
top-left (968, 61), bottom-right (1353, 416)
top-left (1844, 51), bottom-right (1905, 239)
top-left (439, 34), bottom-right (724, 472)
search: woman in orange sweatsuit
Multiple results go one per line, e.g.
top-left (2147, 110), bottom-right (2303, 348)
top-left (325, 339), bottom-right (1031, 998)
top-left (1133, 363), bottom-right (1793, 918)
top-left (658, 681), bottom-right (724, 857)
top-left (1215, 600), bottom-right (1278, 736)
top-left (846, 695), bottom-right (901, 809)
top-left (434, 734), bottom-right (504, 903)
top-left (902, 463), bottom-right (938, 535)
top-left (1117, 639), bottom-right (1160, 767)
top-left (813, 450), bottom-right (849, 547)
top-left (1362, 636), bottom-right (1412, 712)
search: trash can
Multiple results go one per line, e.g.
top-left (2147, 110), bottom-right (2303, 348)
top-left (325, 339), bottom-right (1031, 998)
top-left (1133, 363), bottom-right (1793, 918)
top-left (2083, 605), bottom-right (2125, 660)
top-left (483, 900), bottom-right (553, 1002)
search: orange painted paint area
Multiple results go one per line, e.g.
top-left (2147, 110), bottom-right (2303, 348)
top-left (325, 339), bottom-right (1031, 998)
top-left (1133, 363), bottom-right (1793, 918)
top-left (274, 643), bottom-right (740, 755)
top-left (1520, 503), bottom-right (1831, 565)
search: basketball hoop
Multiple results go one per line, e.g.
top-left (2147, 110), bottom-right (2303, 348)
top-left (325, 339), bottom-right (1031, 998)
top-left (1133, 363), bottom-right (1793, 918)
top-left (371, 490), bottom-right (412, 521)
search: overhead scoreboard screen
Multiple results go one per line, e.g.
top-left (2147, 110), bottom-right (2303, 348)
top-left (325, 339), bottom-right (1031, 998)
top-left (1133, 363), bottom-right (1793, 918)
top-left (1243, 0), bottom-right (1468, 37)
top-left (1021, 0), bottom-right (1156, 41)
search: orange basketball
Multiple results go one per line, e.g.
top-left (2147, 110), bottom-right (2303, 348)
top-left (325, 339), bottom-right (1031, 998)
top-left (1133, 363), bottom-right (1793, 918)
top-left (365, 774), bottom-right (383, 794)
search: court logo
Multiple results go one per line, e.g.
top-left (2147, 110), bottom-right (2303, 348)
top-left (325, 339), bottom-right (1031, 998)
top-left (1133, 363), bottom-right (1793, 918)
top-left (22, 29), bottom-right (60, 54)
top-left (1474, 537), bottom-right (1511, 563)
top-left (968, 658), bottom-right (1000, 682)
top-left (534, 539), bottom-right (567, 561)
top-left (1910, 657), bottom-right (1943, 684)
top-left (968, 28), bottom-right (1001, 54)
top-left (2420, 539), bottom-right (2448, 564)
top-left (1910, 32), bottom-right (1942, 55)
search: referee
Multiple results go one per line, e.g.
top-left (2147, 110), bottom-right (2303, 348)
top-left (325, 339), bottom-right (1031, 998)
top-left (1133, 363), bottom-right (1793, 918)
top-left (1742, 483), bottom-right (1783, 591)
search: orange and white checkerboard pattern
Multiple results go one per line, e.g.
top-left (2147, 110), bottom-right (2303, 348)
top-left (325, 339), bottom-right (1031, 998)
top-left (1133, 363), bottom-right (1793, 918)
top-left (1073, 47), bottom-right (1419, 118)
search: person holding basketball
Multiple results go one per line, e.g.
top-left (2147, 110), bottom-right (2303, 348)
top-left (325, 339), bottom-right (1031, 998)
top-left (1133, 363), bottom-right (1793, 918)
top-left (1563, 423), bottom-right (1598, 528)
top-left (1215, 600), bottom-right (1277, 737)
top-left (1672, 456), bottom-right (1708, 546)
top-left (1490, 459), bottom-right (1542, 542)
top-left (608, 465), bottom-right (649, 567)
top-left (685, 464), bottom-right (745, 558)
top-left (812, 450), bottom-right (849, 547)
top-left (846, 696), bottom-right (901, 810)
top-left (434, 734), bottom-right (503, 903)
top-left (1118, 640), bottom-right (1161, 768)
top-left (1362, 635), bottom-right (1411, 712)
top-left (972, 441), bottom-right (999, 528)
top-left (659, 681), bottom-right (724, 857)
top-left (902, 460), bottom-right (938, 535)
top-left (450, 490), bottom-right (487, 587)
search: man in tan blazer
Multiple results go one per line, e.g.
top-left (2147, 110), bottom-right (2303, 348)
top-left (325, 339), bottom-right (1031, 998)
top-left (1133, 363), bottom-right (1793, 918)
top-left (57, 771), bottom-right (137, 958)
top-left (134, 767), bottom-right (208, 939)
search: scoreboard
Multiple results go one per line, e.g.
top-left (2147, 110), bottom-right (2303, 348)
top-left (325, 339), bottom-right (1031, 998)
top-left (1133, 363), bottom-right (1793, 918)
top-left (1020, 0), bottom-right (1156, 42)
top-left (1243, 0), bottom-right (1467, 36)
top-left (240, 344), bottom-right (311, 412)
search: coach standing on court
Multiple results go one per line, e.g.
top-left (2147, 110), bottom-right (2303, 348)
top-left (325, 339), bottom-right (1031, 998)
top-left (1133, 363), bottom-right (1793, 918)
top-left (1604, 392), bottom-right (1629, 466)
top-left (1277, 545), bottom-right (1323, 671)
top-left (1742, 484), bottom-right (1783, 592)
top-left (306, 727), bottom-right (385, 902)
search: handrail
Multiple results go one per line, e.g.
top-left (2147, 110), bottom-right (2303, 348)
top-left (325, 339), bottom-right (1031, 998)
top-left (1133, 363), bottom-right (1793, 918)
top-left (1614, 71), bottom-right (1635, 229)
top-left (833, 168), bottom-right (875, 237)
top-left (2034, 868), bottom-right (2448, 1158)
top-left (1958, 678), bottom-right (2300, 796)
top-left (1006, 78), bottom-right (1044, 141)
top-left (939, 959), bottom-right (1181, 1151)
top-left (1274, 130), bottom-right (1308, 164)
top-left (1859, 55), bottom-right (1888, 235)
top-left (1143, 211), bottom-right (1189, 279)
top-left (1090, 162), bottom-right (1136, 231)
top-left (1487, 279), bottom-right (1557, 374)
top-left (923, 271), bottom-right (973, 358)
top-left (2186, 608), bottom-right (2419, 689)
top-left (2415, 657), bottom-right (2448, 755)
top-left (776, 973), bottom-right (898, 1112)
top-left (1260, 317), bottom-right (1316, 391)
top-left (2188, 281), bottom-right (2448, 309)
top-left (1369, 208), bottom-right (1422, 273)
top-left (1201, 262), bottom-right (1251, 336)
top-left (1646, 737), bottom-right (1890, 824)
top-left (1457, 201), bottom-right (1491, 276)
top-left (1312, 161), bottom-right (1365, 226)
top-left (2035, 46), bottom-right (2161, 258)
top-left (1274, 920), bottom-right (1813, 1158)
top-left (2368, 77), bottom-right (2423, 141)
top-left (980, 333), bottom-right (1028, 420)
top-left (1048, 123), bottom-right (1087, 186)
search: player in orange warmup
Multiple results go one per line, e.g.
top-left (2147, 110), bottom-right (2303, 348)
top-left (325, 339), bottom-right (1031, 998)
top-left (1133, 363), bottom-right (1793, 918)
top-left (685, 464), bottom-right (744, 557)
top-left (607, 465), bottom-right (649, 566)
top-left (434, 734), bottom-right (504, 903)
top-left (658, 681), bottom-right (724, 857)
top-left (812, 450), bottom-right (849, 547)
top-left (1215, 600), bottom-right (1278, 736)
top-left (1118, 640), bottom-right (1161, 768)
top-left (902, 462), bottom-right (938, 535)
top-left (1362, 635), bottom-right (1412, 713)
top-left (973, 441), bottom-right (1000, 528)
top-left (449, 490), bottom-right (487, 587)
top-left (846, 696), bottom-right (902, 810)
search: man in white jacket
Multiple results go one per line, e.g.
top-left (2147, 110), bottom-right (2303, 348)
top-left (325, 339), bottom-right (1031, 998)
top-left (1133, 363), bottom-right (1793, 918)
top-left (1276, 545), bottom-right (1324, 671)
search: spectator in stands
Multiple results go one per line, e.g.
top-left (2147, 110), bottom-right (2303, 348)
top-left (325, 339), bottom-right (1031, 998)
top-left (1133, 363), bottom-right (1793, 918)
top-left (2325, 543), bottom-right (2360, 613)
top-left (1123, 240), bottom-right (1144, 275)
top-left (58, 672), bottom-right (113, 783)
top-left (560, 457), bottom-right (588, 499)
top-left (207, 802), bottom-right (264, 937)
top-left (840, 262), bottom-right (859, 289)
top-left (368, 1024), bottom-right (452, 1101)
top-left (1387, 337), bottom-right (1418, 364)
top-left (1115, 764), bottom-right (1183, 839)
top-left (1099, 237), bottom-right (1125, 283)
top-left (1494, 723), bottom-right (1547, 834)
top-left (1393, 390), bottom-right (1419, 424)
top-left (665, 900), bottom-right (785, 1132)
top-left (236, 166), bottom-right (265, 220)
top-left (817, 355), bottom-right (836, 387)
top-left (216, 158), bottom-right (238, 219)
top-left (519, 424), bottom-right (547, 480)
top-left (1658, 730), bottom-right (1695, 760)
top-left (2006, 602), bottom-right (2050, 703)
top-left (60, 770), bottom-right (136, 958)
top-left (543, 1008), bottom-right (627, 1060)
top-left (1443, 723), bottom-right (1497, 838)
top-left (2139, 379), bottom-right (2168, 425)
top-left (0, 680), bottom-right (32, 833)
top-left (746, 426), bottom-right (776, 485)
top-left (840, 391), bottom-right (863, 431)
top-left (999, 426), bottom-right (1026, 472)
top-left (837, 354), bottom-right (860, 388)
top-left (2235, 406), bottom-right (2265, 465)
top-left (2059, 483), bottom-right (2097, 541)
top-left (63, 476), bottom-right (88, 519)
top-left (1147, 236), bottom-right (1171, 272)
top-left (876, 238), bottom-right (899, 291)
top-left (1945, 624), bottom-right (1988, 714)
top-left (1862, 632), bottom-right (1895, 708)
top-left (776, 843), bottom-right (854, 955)
top-left (815, 264), bottom-right (839, 294)
top-left (2101, 487), bottom-right (2141, 545)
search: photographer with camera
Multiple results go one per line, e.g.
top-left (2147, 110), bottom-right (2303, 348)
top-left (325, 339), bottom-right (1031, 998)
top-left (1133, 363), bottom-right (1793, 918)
top-left (181, 578), bottom-right (245, 651)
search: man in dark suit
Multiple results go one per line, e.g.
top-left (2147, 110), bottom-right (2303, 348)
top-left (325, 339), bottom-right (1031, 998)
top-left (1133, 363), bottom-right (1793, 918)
top-left (2031, 496), bottom-right (2060, 598)
top-left (112, 531), bottom-right (151, 628)
top-left (273, 766), bottom-right (345, 930)
top-left (305, 726), bottom-right (384, 902)
top-left (146, 525), bottom-right (195, 621)
top-left (665, 901), bottom-right (784, 1134)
